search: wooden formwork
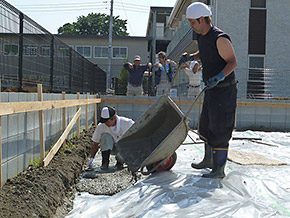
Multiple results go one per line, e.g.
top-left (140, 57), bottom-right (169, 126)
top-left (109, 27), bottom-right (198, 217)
top-left (0, 83), bottom-right (101, 187)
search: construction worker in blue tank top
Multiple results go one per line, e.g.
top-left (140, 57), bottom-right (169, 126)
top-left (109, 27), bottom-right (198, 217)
top-left (179, 2), bottom-right (238, 178)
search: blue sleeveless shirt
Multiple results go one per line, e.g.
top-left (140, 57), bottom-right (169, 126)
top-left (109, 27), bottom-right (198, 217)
top-left (197, 26), bottom-right (235, 83)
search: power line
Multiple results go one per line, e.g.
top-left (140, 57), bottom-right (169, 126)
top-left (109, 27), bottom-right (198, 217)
top-left (15, 1), bottom-right (150, 9)
top-left (14, 1), bottom-right (106, 7)
top-left (119, 0), bottom-right (133, 35)
top-left (23, 7), bottom-right (109, 13)
top-left (22, 7), bottom-right (148, 14)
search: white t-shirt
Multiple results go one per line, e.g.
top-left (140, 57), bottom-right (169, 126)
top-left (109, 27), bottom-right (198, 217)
top-left (92, 115), bottom-right (135, 143)
top-left (186, 61), bottom-right (202, 86)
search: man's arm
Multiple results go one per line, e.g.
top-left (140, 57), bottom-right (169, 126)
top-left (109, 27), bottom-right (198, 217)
top-left (193, 51), bottom-right (200, 62)
top-left (217, 37), bottom-right (237, 77)
top-left (124, 62), bottom-right (133, 70)
top-left (147, 62), bottom-right (152, 69)
top-left (90, 142), bottom-right (100, 158)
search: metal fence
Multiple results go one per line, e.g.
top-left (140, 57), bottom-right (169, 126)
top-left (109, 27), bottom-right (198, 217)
top-left (170, 66), bottom-right (290, 101)
top-left (0, 0), bottom-right (106, 94)
top-left (96, 59), bottom-right (290, 100)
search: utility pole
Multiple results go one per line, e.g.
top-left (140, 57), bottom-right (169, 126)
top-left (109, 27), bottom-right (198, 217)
top-left (107, 0), bottom-right (113, 91)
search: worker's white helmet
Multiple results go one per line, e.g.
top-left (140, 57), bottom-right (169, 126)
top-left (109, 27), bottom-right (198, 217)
top-left (186, 2), bottom-right (212, 19)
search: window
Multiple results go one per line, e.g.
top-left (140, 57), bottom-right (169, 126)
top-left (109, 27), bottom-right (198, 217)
top-left (251, 0), bottom-right (266, 8)
top-left (75, 46), bottom-right (91, 58)
top-left (23, 45), bottom-right (37, 56)
top-left (112, 47), bottom-right (127, 59)
top-left (247, 55), bottom-right (265, 99)
top-left (40, 45), bottom-right (51, 57)
top-left (94, 46), bottom-right (109, 58)
top-left (3, 44), bottom-right (18, 56)
top-left (248, 56), bottom-right (264, 81)
top-left (58, 45), bottom-right (70, 57)
top-left (248, 9), bottom-right (266, 54)
top-left (94, 46), bottom-right (128, 59)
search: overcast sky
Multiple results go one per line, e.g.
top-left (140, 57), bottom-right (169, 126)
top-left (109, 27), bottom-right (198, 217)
top-left (5, 0), bottom-right (177, 36)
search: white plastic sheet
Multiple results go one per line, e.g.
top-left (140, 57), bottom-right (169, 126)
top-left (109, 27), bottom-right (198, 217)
top-left (66, 131), bottom-right (290, 218)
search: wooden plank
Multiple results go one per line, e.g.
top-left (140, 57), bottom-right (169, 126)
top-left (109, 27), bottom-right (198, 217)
top-left (43, 108), bottom-right (82, 166)
top-left (0, 98), bottom-right (101, 116)
top-left (101, 98), bottom-right (290, 108)
top-left (0, 115), bottom-right (1, 187)
top-left (76, 92), bottom-right (80, 138)
top-left (62, 91), bottom-right (66, 149)
top-left (94, 95), bottom-right (97, 125)
top-left (85, 93), bottom-right (88, 131)
top-left (37, 84), bottom-right (45, 165)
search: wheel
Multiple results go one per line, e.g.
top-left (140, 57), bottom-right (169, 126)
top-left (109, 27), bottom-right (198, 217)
top-left (145, 152), bottom-right (177, 173)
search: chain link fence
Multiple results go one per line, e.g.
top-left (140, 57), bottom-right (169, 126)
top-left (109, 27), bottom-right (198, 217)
top-left (0, 0), bottom-right (106, 94)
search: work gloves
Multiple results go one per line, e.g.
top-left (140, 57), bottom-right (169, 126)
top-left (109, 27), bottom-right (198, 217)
top-left (206, 72), bottom-right (225, 89)
top-left (179, 52), bottom-right (194, 65)
top-left (88, 157), bottom-right (94, 168)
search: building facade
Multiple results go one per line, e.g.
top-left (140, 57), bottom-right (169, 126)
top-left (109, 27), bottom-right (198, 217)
top-left (57, 35), bottom-right (151, 88)
top-left (146, 7), bottom-right (173, 63)
top-left (167, 0), bottom-right (290, 100)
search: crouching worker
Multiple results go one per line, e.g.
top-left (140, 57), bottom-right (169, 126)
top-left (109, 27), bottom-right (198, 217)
top-left (88, 106), bottom-right (134, 170)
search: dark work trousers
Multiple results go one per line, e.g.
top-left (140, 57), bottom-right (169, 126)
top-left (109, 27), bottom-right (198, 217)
top-left (198, 84), bottom-right (237, 149)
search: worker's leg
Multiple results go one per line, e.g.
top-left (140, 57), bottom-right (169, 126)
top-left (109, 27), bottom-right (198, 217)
top-left (126, 84), bottom-right (134, 96)
top-left (192, 90), bottom-right (213, 169)
top-left (202, 85), bottom-right (237, 178)
top-left (203, 148), bottom-right (228, 178)
top-left (132, 85), bottom-right (143, 96)
top-left (100, 133), bottom-right (115, 170)
top-left (111, 144), bottom-right (124, 169)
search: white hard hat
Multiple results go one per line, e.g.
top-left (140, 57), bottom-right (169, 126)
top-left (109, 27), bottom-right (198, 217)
top-left (186, 2), bottom-right (212, 19)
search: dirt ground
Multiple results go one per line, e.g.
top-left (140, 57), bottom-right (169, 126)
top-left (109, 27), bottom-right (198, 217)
top-left (0, 127), bottom-right (140, 218)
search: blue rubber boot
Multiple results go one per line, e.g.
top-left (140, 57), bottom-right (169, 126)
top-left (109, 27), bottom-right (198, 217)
top-left (191, 143), bottom-right (213, 169)
top-left (202, 148), bottom-right (228, 178)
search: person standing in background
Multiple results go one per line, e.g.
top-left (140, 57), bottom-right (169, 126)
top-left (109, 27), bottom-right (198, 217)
top-left (154, 51), bottom-right (178, 96)
top-left (123, 55), bottom-right (152, 96)
top-left (184, 60), bottom-right (202, 98)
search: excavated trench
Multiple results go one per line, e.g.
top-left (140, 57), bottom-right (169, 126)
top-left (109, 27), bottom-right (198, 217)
top-left (0, 127), bottom-right (140, 218)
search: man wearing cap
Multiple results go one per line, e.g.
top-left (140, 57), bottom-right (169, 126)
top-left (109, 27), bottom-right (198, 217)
top-left (183, 60), bottom-right (202, 97)
top-left (154, 51), bottom-right (178, 96)
top-left (88, 106), bottom-right (134, 170)
top-left (179, 2), bottom-right (238, 178)
top-left (123, 55), bottom-right (152, 96)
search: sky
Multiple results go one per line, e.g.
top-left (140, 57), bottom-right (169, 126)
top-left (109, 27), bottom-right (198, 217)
top-left (5, 0), bottom-right (177, 36)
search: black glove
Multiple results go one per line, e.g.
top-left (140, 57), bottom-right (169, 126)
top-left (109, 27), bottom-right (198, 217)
top-left (179, 52), bottom-right (194, 65)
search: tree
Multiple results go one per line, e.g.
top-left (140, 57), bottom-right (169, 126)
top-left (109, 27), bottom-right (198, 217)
top-left (57, 13), bottom-right (129, 36)
top-left (117, 59), bottom-right (130, 95)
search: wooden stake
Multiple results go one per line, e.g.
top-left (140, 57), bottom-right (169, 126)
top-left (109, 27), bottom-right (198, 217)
top-left (94, 95), bottom-right (97, 125)
top-left (0, 80), bottom-right (2, 187)
top-left (43, 108), bottom-right (82, 166)
top-left (85, 93), bottom-right (89, 131)
top-left (62, 91), bottom-right (66, 149)
top-left (37, 84), bottom-right (45, 165)
top-left (76, 92), bottom-right (80, 138)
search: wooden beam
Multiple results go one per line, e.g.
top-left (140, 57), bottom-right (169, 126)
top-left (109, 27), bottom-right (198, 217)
top-left (0, 98), bottom-right (101, 116)
top-left (0, 80), bottom-right (2, 187)
top-left (94, 95), bottom-right (97, 125)
top-left (76, 92), bottom-right (80, 138)
top-left (43, 108), bottom-right (82, 166)
top-left (37, 84), bottom-right (45, 165)
top-left (85, 93), bottom-right (88, 131)
top-left (62, 91), bottom-right (66, 149)
top-left (101, 98), bottom-right (290, 108)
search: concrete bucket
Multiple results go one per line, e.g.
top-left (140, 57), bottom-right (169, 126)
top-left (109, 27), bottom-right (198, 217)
top-left (116, 95), bottom-right (188, 173)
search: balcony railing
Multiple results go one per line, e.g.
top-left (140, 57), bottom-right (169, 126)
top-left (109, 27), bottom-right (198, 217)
top-left (167, 19), bottom-right (191, 55)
